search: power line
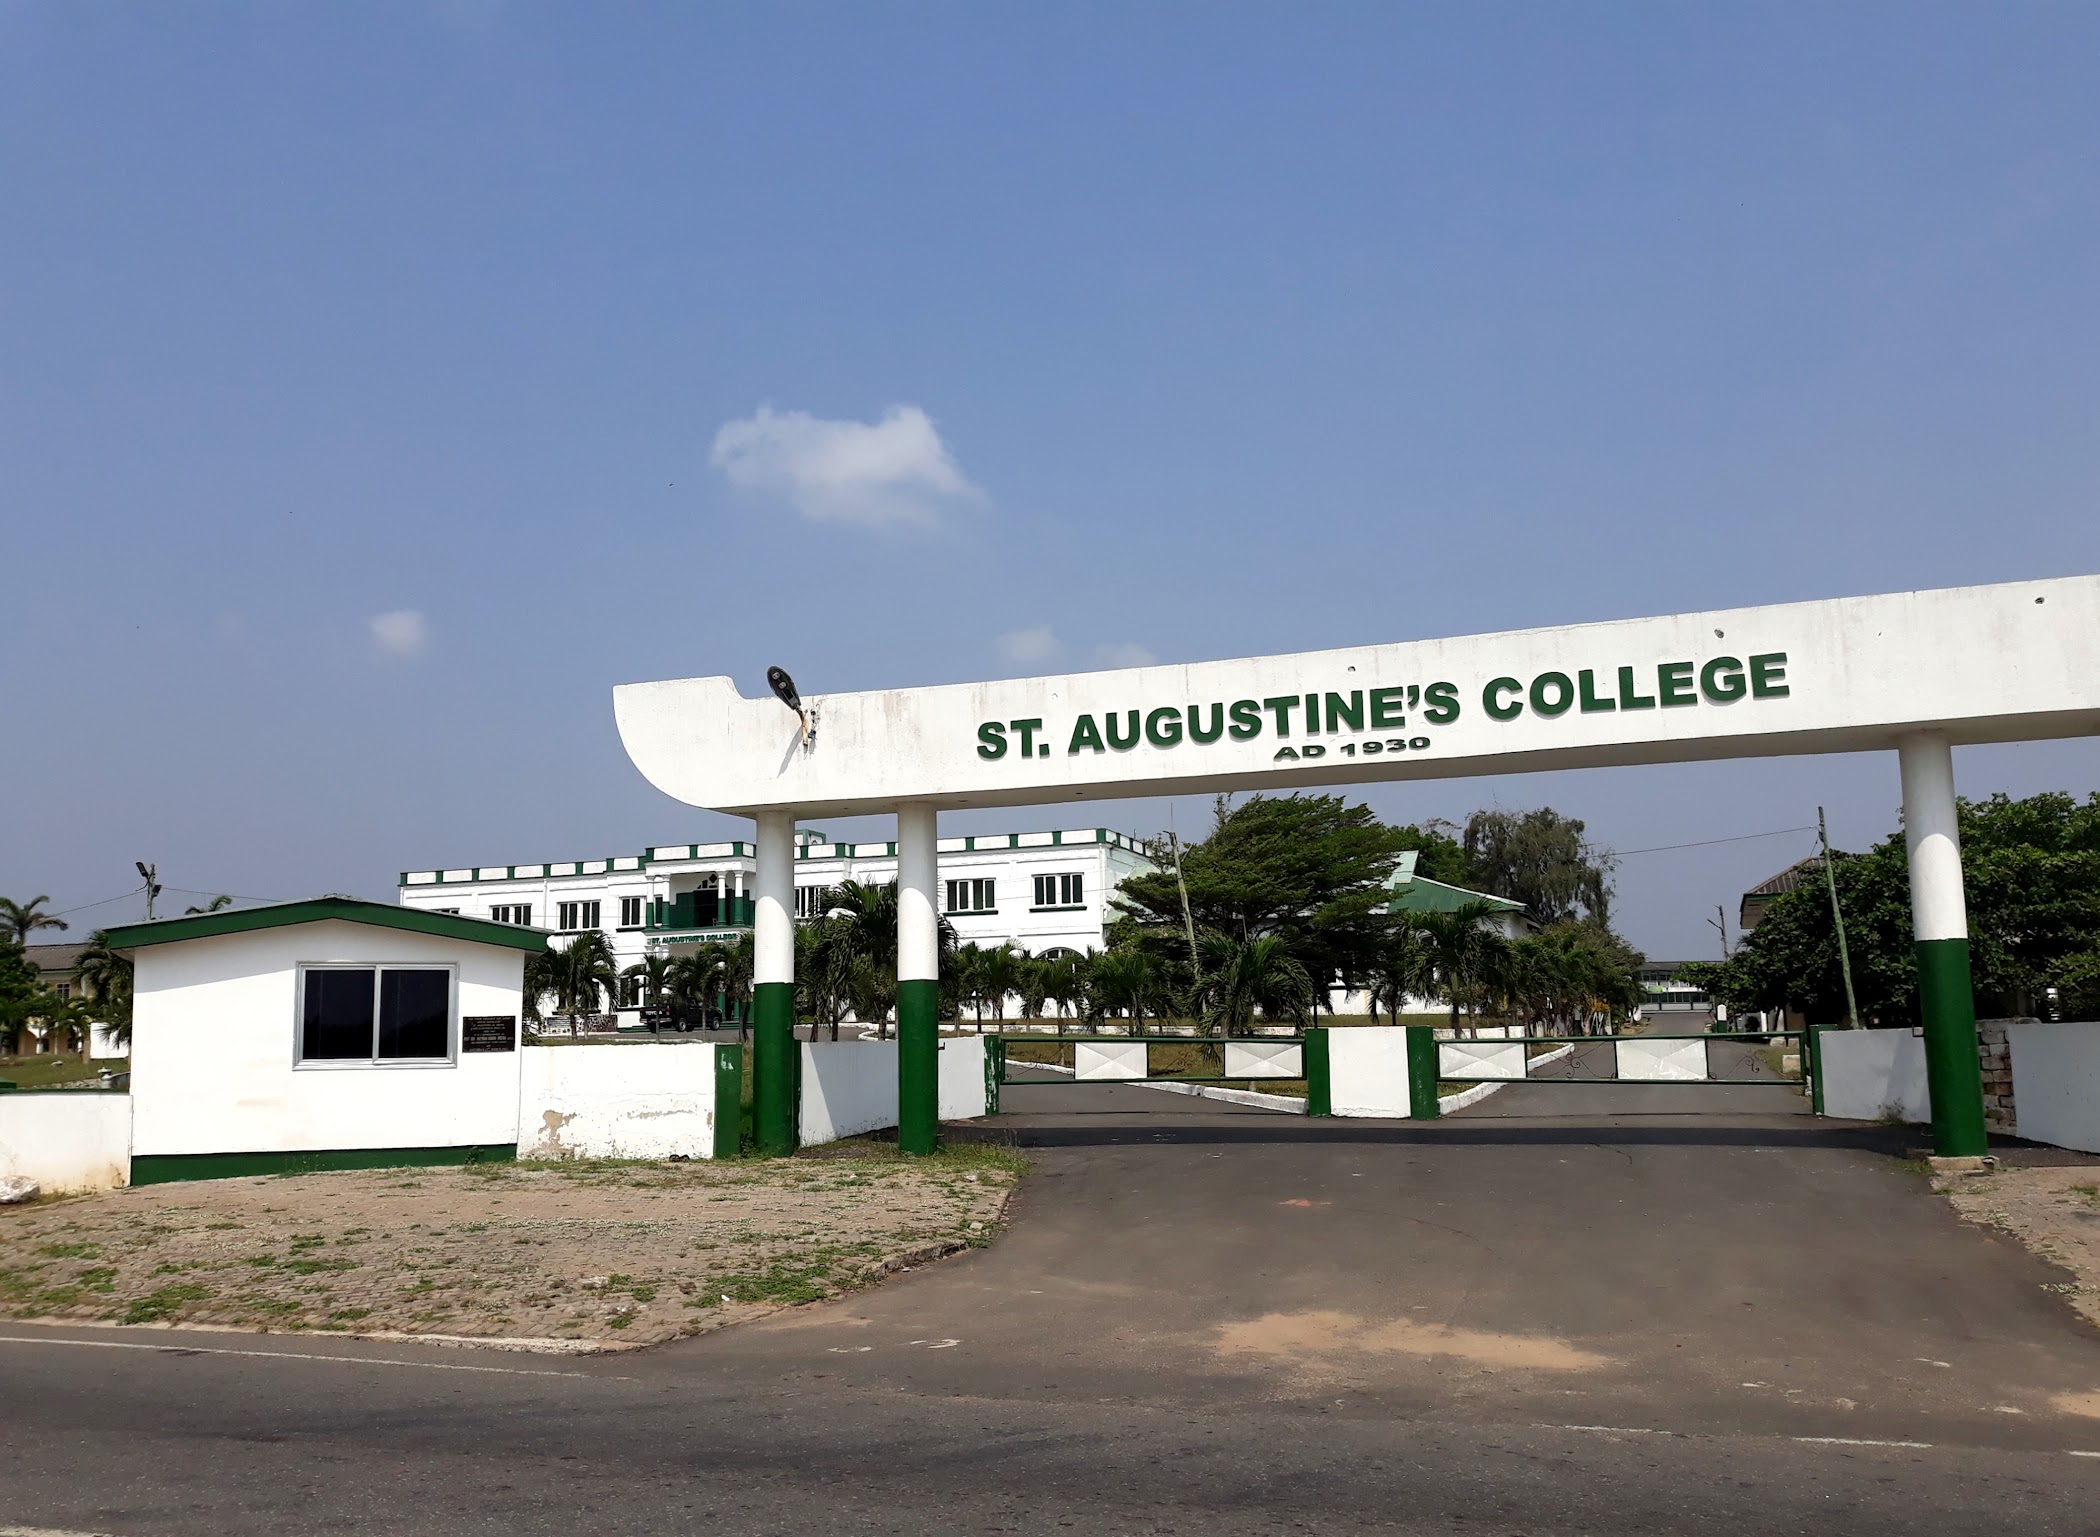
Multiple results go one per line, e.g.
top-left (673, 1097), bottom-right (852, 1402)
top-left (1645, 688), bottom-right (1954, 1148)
top-left (1613, 825), bottom-right (1818, 858)
top-left (49, 885), bottom-right (151, 918)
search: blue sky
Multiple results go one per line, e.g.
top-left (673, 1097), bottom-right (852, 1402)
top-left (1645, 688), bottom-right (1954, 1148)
top-left (5, 2), bottom-right (2098, 958)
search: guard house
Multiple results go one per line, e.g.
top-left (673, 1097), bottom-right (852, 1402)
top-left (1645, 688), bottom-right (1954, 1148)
top-left (104, 897), bottom-right (549, 1184)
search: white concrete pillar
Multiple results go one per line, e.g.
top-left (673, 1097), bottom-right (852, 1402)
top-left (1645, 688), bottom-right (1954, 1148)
top-left (1900, 735), bottom-right (1967, 945)
top-left (1897, 734), bottom-right (1987, 1156)
top-left (896, 804), bottom-right (940, 1154)
top-left (753, 813), bottom-right (794, 987)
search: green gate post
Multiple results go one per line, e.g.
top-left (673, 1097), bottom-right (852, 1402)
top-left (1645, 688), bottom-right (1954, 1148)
top-left (1302, 1027), bottom-right (1332, 1117)
top-left (985, 1035), bottom-right (1004, 1116)
top-left (1806, 1023), bottom-right (1826, 1117)
top-left (1899, 736), bottom-right (1990, 1158)
top-left (712, 1043), bottom-right (744, 1159)
top-left (752, 982), bottom-right (797, 1156)
top-left (1405, 1025), bottom-right (1440, 1120)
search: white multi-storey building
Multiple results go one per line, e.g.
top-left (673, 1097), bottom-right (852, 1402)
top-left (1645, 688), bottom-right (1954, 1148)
top-left (398, 827), bottom-right (1156, 981)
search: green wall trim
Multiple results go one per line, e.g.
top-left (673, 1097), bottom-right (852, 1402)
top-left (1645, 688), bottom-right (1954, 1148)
top-left (1406, 1025), bottom-right (1441, 1119)
top-left (1916, 937), bottom-right (1989, 1157)
top-left (104, 898), bottom-right (549, 956)
top-left (130, 1144), bottom-right (515, 1186)
top-left (751, 981), bottom-right (798, 1157)
top-left (1302, 1027), bottom-right (1332, 1117)
top-left (897, 978), bottom-right (940, 1155)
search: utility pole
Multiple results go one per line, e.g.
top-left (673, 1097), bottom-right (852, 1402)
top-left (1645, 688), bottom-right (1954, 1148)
top-left (135, 861), bottom-right (162, 921)
top-left (1817, 809), bottom-right (1862, 1029)
top-left (1707, 905), bottom-right (1729, 958)
top-left (1164, 830), bottom-right (1204, 1020)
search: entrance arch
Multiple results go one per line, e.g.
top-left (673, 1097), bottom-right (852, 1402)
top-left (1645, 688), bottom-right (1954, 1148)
top-left (614, 574), bottom-right (2100, 1158)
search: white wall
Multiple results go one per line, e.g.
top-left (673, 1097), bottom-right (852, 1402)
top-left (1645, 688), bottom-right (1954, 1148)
top-left (130, 922), bottom-right (527, 1158)
top-left (1818, 1027), bottom-right (1931, 1123)
top-left (938, 1037), bottom-right (990, 1121)
top-left (1329, 1027), bottom-right (1414, 1118)
top-left (800, 1040), bottom-right (899, 1146)
top-left (0, 1093), bottom-right (132, 1192)
top-left (799, 1037), bottom-right (992, 1147)
top-left (517, 1043), bottom-right (721, 1160)
top-left (2007, 1022), bottom-right (2100, 1155)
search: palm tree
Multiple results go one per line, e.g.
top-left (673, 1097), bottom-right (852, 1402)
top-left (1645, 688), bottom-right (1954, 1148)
top-left (1417, 903), bottom-right (1512, 1036)
top-left (623, 952), bottom-right (675, 1025)
top-left (522, 945), bottom-right (562, 1030)
top-left (1085, 947), bottom-right (1161, 1034)
top-left (72, 931), bottom-right (136, 1049)
top-left (978, 943), bottom-right (1023, 1030)
top-left (1016, 955), bottom-right (1051, 1023)
top-left (544, 931), bottom-right (621, 1034)
top-left (1195, 931), bottom-right (1316, 1037)
top-left (0, 896), bottom-right (68, 947)
top-left (184, 895), bottom-right (234, 916)
top-left (1366, 915), bottom-right (1434, 1026)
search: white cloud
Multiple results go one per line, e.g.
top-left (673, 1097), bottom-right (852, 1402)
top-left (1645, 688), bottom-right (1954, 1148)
top-left (709, 404), bottom-right (983, 528)
top-left (369, 609), bottom-right (430, 658)
top-left (1095, 642), bottom-right (1157, 669)
top-left (998, 626), bottom-right (1063, 664)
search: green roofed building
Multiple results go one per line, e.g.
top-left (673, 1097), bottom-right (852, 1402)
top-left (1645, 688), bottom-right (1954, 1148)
top-left (1384, 852), bottom-right (1530, 937)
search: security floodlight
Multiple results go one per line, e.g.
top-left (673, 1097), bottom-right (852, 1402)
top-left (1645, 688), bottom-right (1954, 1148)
top-left (768, 665), bottom-right (816, 749)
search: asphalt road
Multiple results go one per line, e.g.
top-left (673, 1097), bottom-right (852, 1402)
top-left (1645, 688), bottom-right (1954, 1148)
top-left (6, 1071), bottom-right (2100, 1535)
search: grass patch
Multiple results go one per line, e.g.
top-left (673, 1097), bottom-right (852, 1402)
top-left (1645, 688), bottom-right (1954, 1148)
top-left (123, 1283), bottom-right (213, 1324)
top-left (0, 1054), bottom-right (109, 1089)
top-left (37, 1243), bottom-right (101, 1260)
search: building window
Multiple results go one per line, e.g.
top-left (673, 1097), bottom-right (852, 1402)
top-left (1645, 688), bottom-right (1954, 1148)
top-left (795, 885), bottom-right (833, 919)
top-left (945, 878), bottom-right (996, 914)
top-left (620, 896), bottom-right (644, 928)
top-left (297, 966), bottom-right (453, 1065)
top-left (557, 900), bottom-right (602, 932)
top-left (491, 903), bottom-right (532, 926)
top-left (1033, 873), bottom-right (1084, 908)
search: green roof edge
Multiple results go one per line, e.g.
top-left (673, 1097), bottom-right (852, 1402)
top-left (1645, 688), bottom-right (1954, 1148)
top-left (102, 897), bottom-right (551, 955)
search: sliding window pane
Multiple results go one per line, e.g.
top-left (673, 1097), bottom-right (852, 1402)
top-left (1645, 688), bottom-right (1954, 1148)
top-left (302, 970), bottom-right (375, 1060)
top-left (378, 969), bottom-right (450, 1059)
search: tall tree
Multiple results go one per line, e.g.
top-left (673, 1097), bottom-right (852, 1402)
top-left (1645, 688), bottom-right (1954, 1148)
top-left (0, 895), bottom-right (68, 947)
top-left (1116, 794), bottom-right (1418, 993)
top-left (1461, 809), bottom-right (1615, 928)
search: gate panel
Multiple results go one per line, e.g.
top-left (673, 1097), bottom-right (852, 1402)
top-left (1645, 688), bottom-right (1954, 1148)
top-left (1074, 1041), bottom-right (1147, 1080)
top-left (1439, 1040), bottom-right (1525, 1080)
top-left (1615, 1038), bottom-right (1708, 1081)
top-left (1225, 1042), bottom-right (1302, 1079)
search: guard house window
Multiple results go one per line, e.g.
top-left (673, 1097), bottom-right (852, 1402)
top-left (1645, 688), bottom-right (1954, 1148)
top-left (619, 896), bottom-right (644, 928)
top-left (557, 900), bottom-right (601, 932)
top-left (1033, 873), bottom-right (1085, 908)
top-left (298, 966), bottom-right (453, 1064)
top-left (491, 903), bottom-right (532, 926)
top-left (945, 878), bottom-right (996, 914)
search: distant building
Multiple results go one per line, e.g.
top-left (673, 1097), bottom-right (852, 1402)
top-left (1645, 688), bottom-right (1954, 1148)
top-left (1384, 852), bottom-right (1530, 937)
top-left (1738, 857), bottom-right (1823, 933)
top-left (399, 827), bottom-right (1157, 1002)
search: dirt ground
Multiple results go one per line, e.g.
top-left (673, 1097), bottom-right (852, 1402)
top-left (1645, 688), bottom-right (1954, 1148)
top-left (1939, 1164), bottom-right (2100, 1330)
top-left (0, 1147), bottom-right (1017, 1349)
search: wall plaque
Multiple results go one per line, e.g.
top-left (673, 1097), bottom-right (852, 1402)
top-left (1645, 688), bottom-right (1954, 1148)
top-left (462, 1015), bottom-right (517, 1053)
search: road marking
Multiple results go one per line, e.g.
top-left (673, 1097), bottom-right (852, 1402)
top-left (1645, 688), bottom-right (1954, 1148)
top-left (0, 1334), bottom-right (611, 1379)
top-left (1, 1527), bottom-right (116, 1536)
top-left (1549, 1424), bottom-right (1673, 1436)
top-left (1793, 1437), bottom-right (1933, 1449)
top-left (2068, 1451), bottom-right (2100, 1459)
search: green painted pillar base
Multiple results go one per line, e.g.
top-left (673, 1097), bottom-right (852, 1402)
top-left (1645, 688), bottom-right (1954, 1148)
top-left (1302, 1027), bottom-right (1331, 1117)
top-left (1917, 937), bottom-right (1989, 1157)
top-left (898, 977), bottom-right (940, 1156)
top-left (752, 980), bottom-right (798, 1157)
top-left (1406, 1025), bottom-right (1440, 1120)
